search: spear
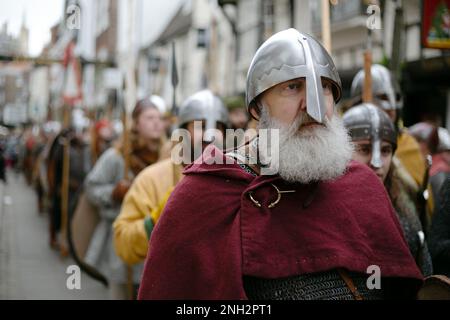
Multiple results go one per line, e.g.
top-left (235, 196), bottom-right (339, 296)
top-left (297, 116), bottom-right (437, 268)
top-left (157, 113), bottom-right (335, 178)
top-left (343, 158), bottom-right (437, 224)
top-left (171, 41), bottom-right (179, 116)
top-left (122, 0), bottom-right (137, 299)
top-left (123, 0), bottom-right (137, 182)
top-left (363, 28), bottom-right (373, 103)
top-left (89, 109), bottom-right (98, 164)
top-left (60, 131), bottom-right (70, 258)
top-left (60, 40), bottom-right (78, 258)
top-left (321, 0), bottom-right (332, 53)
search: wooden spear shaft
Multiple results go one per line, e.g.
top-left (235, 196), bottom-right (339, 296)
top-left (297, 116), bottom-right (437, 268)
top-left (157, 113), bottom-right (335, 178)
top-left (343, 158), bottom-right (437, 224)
top-left (122, 97), bottom-right (133, 300)
top-left (124, 0), bottom-right (136, 299)
top-left (89, 110), bottom-right (98, 164)
top-left (363, 30), bottom-right (373, 103)
top-left (122, 109), bottom-right (131, 181)
top-left (321, 0), bottom-right (332, 53)
top-left (60, 134), bottom-right (70, 257)
top-left (123, 116), bottom-right (133, 300)
top-left (60, 105), bottom-right (71, 258)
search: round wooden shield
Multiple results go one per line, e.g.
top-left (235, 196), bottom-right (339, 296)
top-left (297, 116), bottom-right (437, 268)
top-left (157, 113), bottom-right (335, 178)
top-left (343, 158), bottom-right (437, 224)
top-left (417, 275), bottom-right (450, 300)
top-left (68, 191), bottom-right (108, 286)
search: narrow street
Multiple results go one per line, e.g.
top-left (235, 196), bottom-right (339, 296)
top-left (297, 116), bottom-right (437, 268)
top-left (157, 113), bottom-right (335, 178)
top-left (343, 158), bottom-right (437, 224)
top-left (0, 171), bottom-right (108, 299)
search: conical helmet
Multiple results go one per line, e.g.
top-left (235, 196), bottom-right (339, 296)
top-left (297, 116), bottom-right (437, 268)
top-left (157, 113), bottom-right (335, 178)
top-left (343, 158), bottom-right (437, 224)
top-left (246, 28), bottom-right (342, 123)
top-left (343, 103), bottom-right (397, 169)
top-left (351, 64), bottom-right (402, 110)
top-left (178, 90), bottom-right (229, 142)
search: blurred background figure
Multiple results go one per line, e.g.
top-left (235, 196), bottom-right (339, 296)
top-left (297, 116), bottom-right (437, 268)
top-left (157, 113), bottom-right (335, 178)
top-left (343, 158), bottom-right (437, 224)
top-left (83, 97), bottom-right (166, 300)
top-left (434, 128), bottom-right (450, 176)
top-left (22, 126), bottom-right (37, 185)
top-left (408, 122), bottom-right (450, 211)
top-left (223, 95), bottom-right (255, 150)
top-left (224, 95), bottom-right (249, 130)
top-left (31, 125), bottom-right (56, 214)
top-left (31, 121), bottom-right (61, 213)
top-left (408, 122), bottom-right (440, 159)
top-left (149, 95), bottom-right (171, 137)
top-left (0, 125), bottom-right (9, 183)
top-left (94, 119), bottom-right (117, 158)
top-left (46, 110), bottom-right (91, 252)
top-left (113, 89), bottom-right (228, 278)
top-left (429, 176), bottom-right (450, 278)
top-left (4, 130), bottom-right (20, 172)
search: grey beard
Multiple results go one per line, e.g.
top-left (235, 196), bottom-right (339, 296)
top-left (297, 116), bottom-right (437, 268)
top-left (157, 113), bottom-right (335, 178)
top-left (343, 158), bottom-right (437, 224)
top-left (258, 106), bottom-right (353, 183)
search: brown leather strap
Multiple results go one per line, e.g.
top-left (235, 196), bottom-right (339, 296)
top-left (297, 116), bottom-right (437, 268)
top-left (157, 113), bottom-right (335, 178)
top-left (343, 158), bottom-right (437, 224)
top-left (337, 268), bottom-right (363, 300)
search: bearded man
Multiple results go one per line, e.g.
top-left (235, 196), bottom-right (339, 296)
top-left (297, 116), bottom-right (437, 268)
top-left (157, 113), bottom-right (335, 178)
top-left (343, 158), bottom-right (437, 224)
top-left (138, 29), bottom-right (423, 300)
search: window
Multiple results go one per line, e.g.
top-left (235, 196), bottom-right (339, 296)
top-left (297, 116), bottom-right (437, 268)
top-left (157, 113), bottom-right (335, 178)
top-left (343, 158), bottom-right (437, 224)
top-left (263, 0), bottom-right (274, 40)
top-left (197, 28), bottom-right (208, 48)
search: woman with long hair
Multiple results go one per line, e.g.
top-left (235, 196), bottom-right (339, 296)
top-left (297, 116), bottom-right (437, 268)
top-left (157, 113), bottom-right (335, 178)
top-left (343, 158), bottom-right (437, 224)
top-left (84, 97), bottom-right (166, 299)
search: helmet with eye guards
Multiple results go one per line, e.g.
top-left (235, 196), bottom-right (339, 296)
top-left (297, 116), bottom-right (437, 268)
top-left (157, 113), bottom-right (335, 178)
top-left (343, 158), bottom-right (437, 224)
top-left (343, 103), bottom-right (397, 169)
top-left (245, 28), bottom-right (342, 123)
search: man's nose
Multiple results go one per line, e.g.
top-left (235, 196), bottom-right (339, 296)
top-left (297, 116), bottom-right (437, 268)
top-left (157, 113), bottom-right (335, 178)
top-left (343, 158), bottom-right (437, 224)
top-left (298, 97), bottom-right (307, 112)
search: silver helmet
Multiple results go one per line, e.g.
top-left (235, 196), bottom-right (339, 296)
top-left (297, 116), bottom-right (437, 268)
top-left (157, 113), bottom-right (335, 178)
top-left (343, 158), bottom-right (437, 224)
top-left (350, 64), bottom-right (402, 110)
top-left (343, 103), bottom-right (397, 169)
top-left (437, 127), bottom-right (450, 152)
top-left (408, 122), bottom-right (439, 152)
top-left (177, 89), bottom-right (229, 142)
top-left (246, 28), bottom-right (342, 123)
top-left (150, 95), bottom-right (167, 115)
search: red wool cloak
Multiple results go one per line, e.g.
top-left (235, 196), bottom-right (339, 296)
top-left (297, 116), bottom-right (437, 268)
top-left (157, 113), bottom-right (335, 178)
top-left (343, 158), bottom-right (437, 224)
top-left (138, 146), bottom-right (423, 299)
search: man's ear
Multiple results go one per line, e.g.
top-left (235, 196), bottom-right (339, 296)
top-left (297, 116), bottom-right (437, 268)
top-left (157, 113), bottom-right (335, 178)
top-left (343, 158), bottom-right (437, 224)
top-left (249, 103), bottom-right (260, 121)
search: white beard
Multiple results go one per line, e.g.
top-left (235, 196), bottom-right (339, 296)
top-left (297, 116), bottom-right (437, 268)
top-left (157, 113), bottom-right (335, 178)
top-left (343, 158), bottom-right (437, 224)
top-left (258, 105), bottom-right (353, 183)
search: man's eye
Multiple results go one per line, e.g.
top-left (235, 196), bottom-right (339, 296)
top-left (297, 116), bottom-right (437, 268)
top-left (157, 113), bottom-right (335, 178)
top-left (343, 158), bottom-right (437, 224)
top-left (281, 82), bottom-right (303, 95)
top-left (286, 83), bottom-right (301, 91)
